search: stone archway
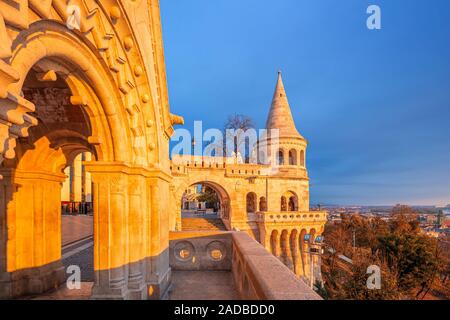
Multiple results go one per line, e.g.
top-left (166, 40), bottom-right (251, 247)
top-left (0, 20), bottom-right (171, 300)
top-left (174, 180), bottom-right (231, 231)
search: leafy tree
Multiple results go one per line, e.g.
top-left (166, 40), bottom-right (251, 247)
top-left (321, 205), bottom-right (448, 300)
top-left (377, 233), bottom-right (444, 297)
top-left (196, 186), bottom-right (220, 210)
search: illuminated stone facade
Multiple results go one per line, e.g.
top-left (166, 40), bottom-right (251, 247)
top-left (0, 1), bottom-right (325, 299)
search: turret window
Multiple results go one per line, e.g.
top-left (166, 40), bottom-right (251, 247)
top-left (277, 149), bottom-right (284, 165)
top-left (289, 149), bottom-right (297, 165)
top-left (300, 150), bottom-right (305, 167)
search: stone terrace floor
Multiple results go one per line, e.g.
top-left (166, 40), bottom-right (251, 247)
top-left (168, 271), bottom-right (239, 300)
top-left (62, 214), bottom-right (93, 246)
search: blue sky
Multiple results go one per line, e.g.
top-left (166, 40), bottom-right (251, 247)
top-left (160, 0), bottom-right (450, 206)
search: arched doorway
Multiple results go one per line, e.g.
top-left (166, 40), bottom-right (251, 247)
top-left (282, 191), bottom-right (298, 212)
top-left (0, 62), bottom-right (98, 296)
top-left (180, 181), bottom-right (230, 231)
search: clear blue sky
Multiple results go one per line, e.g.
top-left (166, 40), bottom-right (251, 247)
top-left (160, 0), bottom-right (450, 206)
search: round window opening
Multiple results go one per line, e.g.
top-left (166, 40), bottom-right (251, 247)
top-left (179, 249), bottom-right (191, 260)
top-left (210, 249), bottom-right (223, 261)
top-left (174, 241), bottom-right (195, 262)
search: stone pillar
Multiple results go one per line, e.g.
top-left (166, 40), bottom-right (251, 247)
top-left (74, 154), bottom-right (83, 211)
top-left (84, 153), bottom-right (93, 203)
top-left (86, 162), bottom-right (156, 300)
top-left (127, 175), bottom-right (146, 299)
top-left (284, 231), bottom-right (294, 271)
top-left (302, 242), bottom-right (312, 285)
top-left (291, 232), bottom-right (302, 277)
top-left (299, 233), bottom-right (309, 282)
top-left (61, 167), bottom-right (71, 202)
top-left (0, 169), bottom-right (65, 298)
top-left (281, 230), bottom-right (293, 270)
top-left (145, 177), bottom-right (171, 300)
top-left (88, 164), bottom-right (129, 299)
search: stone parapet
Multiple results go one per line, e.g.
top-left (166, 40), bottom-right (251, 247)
top-left (231, 232), bottom-right (321, 300)
top-left (168, 231), bottom-right (321, 300)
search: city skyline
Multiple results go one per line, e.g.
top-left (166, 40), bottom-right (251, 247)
top-left (160, 0), bottom-right (450, 207)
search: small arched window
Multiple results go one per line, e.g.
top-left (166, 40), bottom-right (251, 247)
top-left (246, 192), bottom-right (257, 213)
top-left (259, 197), bottom-right (267, 212)
top-left (300, 150), bottom-right (305, 167)
top-left (289, 149), bottom-right (297, 165)
top-left (288, 196), bottom-right (298, 212)
top-left (277, 149), bottom-right (284, 166)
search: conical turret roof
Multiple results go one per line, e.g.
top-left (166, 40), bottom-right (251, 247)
top-left (265, 71), bottom-right (303, 139)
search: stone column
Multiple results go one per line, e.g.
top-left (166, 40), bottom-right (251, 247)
top-left (302, 242), bottom-right (312, 285)
top-left (274, 232), bottom-right (282, 259)
top-left (127, 174), bottom-right (146, 299)
top-left (299, 233), bottom-right (309, 281)
top-left (280, 231), bottom-right (289, 266)
top-left (0, 170), bottom-right (15, 298)
top-left (291, 232), bottom-right (302, 277)
top-left (145, 177), bottom-right (171, 299)
top-left (284, 231), bottom-right (294, 271)
top-left (0, 169), bottom-right (65, 298)
top-left (87, 163), bottom-right (130, 299)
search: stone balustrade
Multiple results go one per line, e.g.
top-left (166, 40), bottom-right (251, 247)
top-left (257, 211), bottom-right (328, 223)
top-left (169, 231), bottom-right (322, 300)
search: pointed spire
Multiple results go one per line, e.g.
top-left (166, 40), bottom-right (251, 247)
top-left (265, 71), bottom-right (303, 139)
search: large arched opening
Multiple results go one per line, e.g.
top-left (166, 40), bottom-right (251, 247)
top-left (180, 181), bottom-right (230, 231)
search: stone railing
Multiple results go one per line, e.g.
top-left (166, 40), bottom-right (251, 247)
top-left (169, 231), bottom-right (322, 300)
top-left (257, 211), bottom-right (328, 223)
top-left (231, 232), bottom-right (321, 300)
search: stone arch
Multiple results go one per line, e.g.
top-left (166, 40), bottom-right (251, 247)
top-left (282, 191), bottom-right (298, 212)
top-left (0, 21), bottom-right (165, 299)
top-left (7, 22), bottom-right (139, 163)
top-left (289, 149), bottom-right (297, 165)
top-left (174, 179), bottom-right (232, 231)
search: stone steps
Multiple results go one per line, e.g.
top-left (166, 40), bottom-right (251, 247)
top-left (181, 218), bottom-right (227, 231)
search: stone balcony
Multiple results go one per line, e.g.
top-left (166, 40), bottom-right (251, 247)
top-left (168, 231), bottom-right (322, 300)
